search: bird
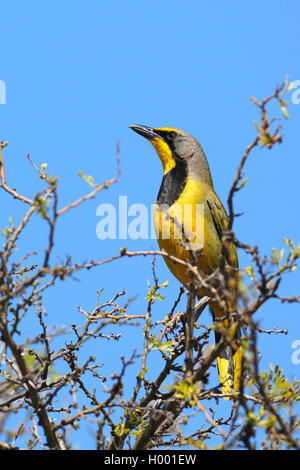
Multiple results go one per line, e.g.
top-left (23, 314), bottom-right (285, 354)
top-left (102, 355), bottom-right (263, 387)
top-left (130, 124), bottom-right (243, 398)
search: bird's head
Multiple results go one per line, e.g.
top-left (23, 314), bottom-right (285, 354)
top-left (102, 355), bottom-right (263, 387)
top-left (129, 124), bottom-right (212, 185)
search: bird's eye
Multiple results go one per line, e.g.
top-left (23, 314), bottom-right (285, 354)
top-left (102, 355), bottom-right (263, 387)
top-left (167, 132), bottom-right (176, 140)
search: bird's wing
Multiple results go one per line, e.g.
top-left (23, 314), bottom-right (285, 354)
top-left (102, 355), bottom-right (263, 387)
top-left (206, 193), bottom-right (241, 396)
top-left (206, 194), bottom-right (238, 269)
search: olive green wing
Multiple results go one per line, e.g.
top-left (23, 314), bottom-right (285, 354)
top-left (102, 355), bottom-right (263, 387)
top-left (206, 193), bottom-right (238, 269)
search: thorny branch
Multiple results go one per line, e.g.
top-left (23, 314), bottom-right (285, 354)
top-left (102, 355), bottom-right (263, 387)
top-left (0, 82), bottom-right (299, 450)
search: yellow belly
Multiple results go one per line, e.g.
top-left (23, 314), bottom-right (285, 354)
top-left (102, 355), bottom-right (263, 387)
top-left (153, 178), bottom-right (222, 290)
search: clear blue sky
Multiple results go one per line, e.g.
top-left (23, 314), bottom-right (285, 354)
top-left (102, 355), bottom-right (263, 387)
top-left (1, 0), bottom-right (299, 449)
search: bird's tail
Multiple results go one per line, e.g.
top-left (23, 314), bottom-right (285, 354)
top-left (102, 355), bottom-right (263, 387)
top-left (213, 313), bottom-right (243, 399)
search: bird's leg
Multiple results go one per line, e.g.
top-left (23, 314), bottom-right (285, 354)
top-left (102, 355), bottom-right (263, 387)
top-left (184, 291), bottom-right (195, 379)
top-left (183, 295), bottom-right (210, 379)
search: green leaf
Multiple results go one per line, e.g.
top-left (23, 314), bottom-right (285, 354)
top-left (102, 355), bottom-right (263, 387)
top-left (283, 237), bottom-right (293, 248)
top-left (145, 280), bottom-right (169, 301)
top-left (259, 135), bottom-right (270, 147)
top-left (148, 334), bottom-right (174, 354)
top-left (280, 106), bottom-right (290, 119)
top-left (173, 379), bottom-right (201, 405)
top-left (114, 422), bottom-right (130, 437)
top-left (253, 119), bottom-right (262, 132)
top-left (237, 177), bottom-right (248, 190)
top-left (278, 97), bottom-right (289, 108)
top-left (137, 366), bottom-right (149, 380)
top-left (245, 265), bottom-right (255, 280)
top-left (78, 170), bottom-right (96, 188)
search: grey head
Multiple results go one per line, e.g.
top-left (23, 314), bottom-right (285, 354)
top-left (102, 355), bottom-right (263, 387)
top-left (129, 125), bottom-right (213, 187)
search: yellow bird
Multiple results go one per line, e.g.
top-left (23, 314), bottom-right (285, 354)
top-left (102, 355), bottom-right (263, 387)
top-left (130, 124), bottom-right (243, 397)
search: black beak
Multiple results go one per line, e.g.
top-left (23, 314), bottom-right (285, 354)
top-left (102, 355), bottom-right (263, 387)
top-left (129, 124), bottom-right (161, 140)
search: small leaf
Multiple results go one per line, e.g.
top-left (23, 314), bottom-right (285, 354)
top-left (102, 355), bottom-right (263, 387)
top-left (260, 135), bottom-right (270, 147)
top-left (280, 106), bottom-right (290, 119)
top-left (245, 265), bottom-right (254, 280)
top-left (283, 237), bottom-right (293, 248)
top-left (114, 422), bottom-right (130, 437)
top-left (159, 280), bottom-right (169, 288)
top-left (254, 120), bottom-right (262, 132)
top-left (237, 177), bottom-right (248, 190)
top-left (284, 74), bottom-right (289, 90)
top-left (78, 170), bottom-right (96, 187)
top-left (278, 97), bottom-right (289, 108)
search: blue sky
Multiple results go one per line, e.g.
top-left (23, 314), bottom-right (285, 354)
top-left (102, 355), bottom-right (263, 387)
top-left (0, 0), bottom-right (299, 449)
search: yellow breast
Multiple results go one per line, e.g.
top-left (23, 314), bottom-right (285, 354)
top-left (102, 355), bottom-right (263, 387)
top-left (153, 178), bottom-right (222, 288)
